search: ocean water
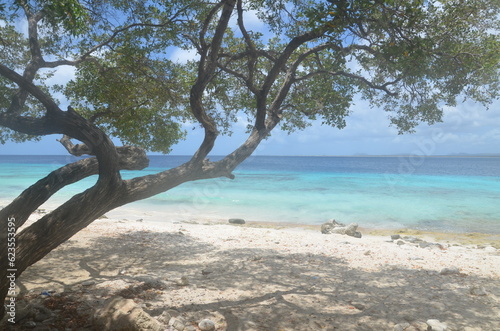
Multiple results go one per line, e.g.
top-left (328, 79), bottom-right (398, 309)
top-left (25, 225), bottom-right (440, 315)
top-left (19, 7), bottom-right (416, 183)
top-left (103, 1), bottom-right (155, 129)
top-left (0, 155), bottom-right (499, 234)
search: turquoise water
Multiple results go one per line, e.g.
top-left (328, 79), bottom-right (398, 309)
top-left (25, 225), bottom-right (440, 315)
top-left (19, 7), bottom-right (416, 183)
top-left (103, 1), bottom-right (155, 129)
top-left (0, 155), bottom-right (499, 233)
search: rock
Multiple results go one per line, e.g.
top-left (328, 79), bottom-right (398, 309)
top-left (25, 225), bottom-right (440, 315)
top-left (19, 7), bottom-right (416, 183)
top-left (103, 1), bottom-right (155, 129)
top-left (175, 276), bottom-right (189, 286)
top-left (470, 286), bottom-right (488, 296)
top-left (411, 321), bottom-right (431, 330)
top-left (93, 296), bottom-right (163, 331)
top-left (15, 303), bottom-right (36, 322)
top-left (156, 311), bottom-right (172, 324)
top-left (484, 246), bottom-right (496, 252)
top-left (396, 240), bottom-right (405, 245)
top-left (353, 231), bottom-right (362, 238)
top-left (426, 319), bottom-right (447, 331)
top-left (198, 319), bottom-right (216, 331)
top-left (321, 222), bottom-right (334, 234)
top-left (364, 250), bottom-right (371, 256)
top-left (229, 218), bottom-right (245, 224)
top-left (34, 312), bottom-right (52, 323)
top-left (24, 321), bottom-right (38, 328)
top-left (439, 267), bottom-right (460, 275)
top-left (321, 219), bottom-right (346, 234)
top-left (185, 326), bottom-right (197, 331)
top-left (81, 280), bottom-right (96, 286)
top-left (351, 302), bottom-right (365, 310)
top-left (394, 323), bottom-right (410, 331)
top-left (169, 317), bottom-right (185, 331)
top-left (391, 234), bottom-right (401, 240)
top-left (201, 269), bottom-right (213, 276)
top-left (136, 218), bottom-right (143, 222)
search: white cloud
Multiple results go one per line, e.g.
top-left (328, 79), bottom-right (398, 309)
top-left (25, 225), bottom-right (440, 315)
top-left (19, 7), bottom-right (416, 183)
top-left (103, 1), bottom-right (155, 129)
top-left (169, 48), bottom-right (199, 64)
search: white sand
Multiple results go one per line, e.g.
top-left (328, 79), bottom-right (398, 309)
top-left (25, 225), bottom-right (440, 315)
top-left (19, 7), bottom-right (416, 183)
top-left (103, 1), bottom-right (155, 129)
top-left (14, 213), bottom-right (500, 330)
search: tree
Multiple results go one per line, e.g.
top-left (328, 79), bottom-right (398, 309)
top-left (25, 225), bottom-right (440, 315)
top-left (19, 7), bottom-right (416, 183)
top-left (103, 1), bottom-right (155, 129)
top-left (1, 0), bottom-right (498, 317)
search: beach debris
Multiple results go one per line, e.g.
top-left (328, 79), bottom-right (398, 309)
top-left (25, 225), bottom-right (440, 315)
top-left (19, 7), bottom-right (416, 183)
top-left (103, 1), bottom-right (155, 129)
top-left (40, 290), bottom-right (51, 298)
top-left (93, 296), bottom-right (163, 331)
top-left (228, 218), bottom-right (246, 224)
top-left (391, 236), bottom-right (445, 250)
top-left (469, 286), bottom-right (488, 296)
top-left (198, 318), bottom-right (216, 331)
top-left (320, 220), bottom-right (362, 238)
top-left (426, 319), bottom-right (448, 331)
top-left (439, 267), bottom-right (460, 275)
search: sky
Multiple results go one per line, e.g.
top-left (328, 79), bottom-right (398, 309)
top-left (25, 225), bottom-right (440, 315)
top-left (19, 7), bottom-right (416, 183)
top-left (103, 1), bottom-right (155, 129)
top-left (1, 7), bottom-right (499, 156)
top-left (2, 96), bottom-right (499, 156)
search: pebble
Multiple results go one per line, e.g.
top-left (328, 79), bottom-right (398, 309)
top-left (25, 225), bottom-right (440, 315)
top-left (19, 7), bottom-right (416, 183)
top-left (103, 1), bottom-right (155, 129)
top-left (198, 319), bottom-right (216, 331)
top-left (439, 267), bottom-right (460, 275)
top-left (81, 280), bottom-right (96, 286)
top-left (175, 276), bottom-right (189, 286)
top-left (394, 323), bottom-right (410, 331)
top-left (391, 234), bottom-right (401, 240)
top-left (228, 218), bottom-right (245, 224)
top-left (469, 286), bottom-right (488, 296)
top-left (426, 319), bottom-right (447, 331)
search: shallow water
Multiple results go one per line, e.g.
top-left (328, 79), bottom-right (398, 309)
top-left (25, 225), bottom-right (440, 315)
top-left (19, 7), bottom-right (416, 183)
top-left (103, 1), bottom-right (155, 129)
top-left (1, 155), bottom-right (499, 233)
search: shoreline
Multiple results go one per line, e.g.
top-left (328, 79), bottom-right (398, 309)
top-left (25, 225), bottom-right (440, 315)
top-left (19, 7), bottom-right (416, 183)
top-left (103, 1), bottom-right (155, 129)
top-left (6, 211), bottom-right (500, 330)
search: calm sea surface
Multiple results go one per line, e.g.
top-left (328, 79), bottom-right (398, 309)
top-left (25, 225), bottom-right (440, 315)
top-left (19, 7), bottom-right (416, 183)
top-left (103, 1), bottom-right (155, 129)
top-left (1, 155), bottom-right (499, 233)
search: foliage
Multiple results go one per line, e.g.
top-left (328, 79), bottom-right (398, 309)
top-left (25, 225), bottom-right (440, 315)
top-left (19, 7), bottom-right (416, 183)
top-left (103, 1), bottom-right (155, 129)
top-left (0, 0), bottom-right (499, 150)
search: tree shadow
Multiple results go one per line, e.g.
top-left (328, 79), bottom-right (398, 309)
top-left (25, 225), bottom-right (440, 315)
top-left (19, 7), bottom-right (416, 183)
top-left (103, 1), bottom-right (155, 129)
top-left (15, 227), bottom-right (500, 331)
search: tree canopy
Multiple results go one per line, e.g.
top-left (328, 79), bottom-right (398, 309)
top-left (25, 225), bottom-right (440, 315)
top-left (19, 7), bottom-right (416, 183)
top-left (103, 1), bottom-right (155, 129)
top-left (1, 0), bottom-right (498, 152)
top-left (0, 0), bottom-right (499, 318)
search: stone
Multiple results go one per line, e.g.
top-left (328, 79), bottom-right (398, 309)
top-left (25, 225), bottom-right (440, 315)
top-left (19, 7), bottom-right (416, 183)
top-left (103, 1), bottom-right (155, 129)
top-left (175, 276), bottom-right (189, 286)
top-left (391, 234), bottom-right (401, 240)
top-left (201, 269), bottom-right (213, 276)
top-left (411, 321), bottom-right (431, 330)
top-left (228, 218), bottom-right (245, 224)
top-left (396, 240), bottom-right (405, 245)
top-left (351, 302), bottom-right (365, 310)
top-left (93, 296), bottom-right (162, 331)
top-left (169, 317), bottom-right (186, 331)
top-left (321, 222), bottom-right (334, 234)
top-left (426, 319), bottom-right (447, 331)
top-left (185, 326), bottom-right (197, 331)
top-left (470, 286), bottom-right (488, 296)
top-left (394, 323), bottom-right (410, 331)
top-left (156, 311), bottom-right (172, 324)
top-left (81, 280), bottom-right (96, 286)
top-left (24, 321), bottom-right (38, 328)
top-left (198, 319), bottom-right (216, 331)
top-left (484, 246), bottom-right (496, 252)
top-left (439, 267), bottom-right (460, 275)
top-left (353, 231), bottom-right (362, 238)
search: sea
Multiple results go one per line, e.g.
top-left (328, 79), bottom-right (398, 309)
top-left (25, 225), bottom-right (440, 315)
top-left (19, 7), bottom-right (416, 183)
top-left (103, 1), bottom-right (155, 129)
top-left (0, 155), bottom-right (499, 234)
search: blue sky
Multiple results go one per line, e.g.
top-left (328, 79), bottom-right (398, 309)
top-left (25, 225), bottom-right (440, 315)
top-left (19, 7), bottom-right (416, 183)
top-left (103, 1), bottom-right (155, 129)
top-left (2, 96), bottom-right (499, 156)
top-left (1, 8), bottom-right (499, 156)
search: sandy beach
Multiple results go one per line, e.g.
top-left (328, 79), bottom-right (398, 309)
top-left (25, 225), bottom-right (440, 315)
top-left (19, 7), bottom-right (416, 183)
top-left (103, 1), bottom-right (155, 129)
top-left (5, 211), bottom-right (500, 330)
